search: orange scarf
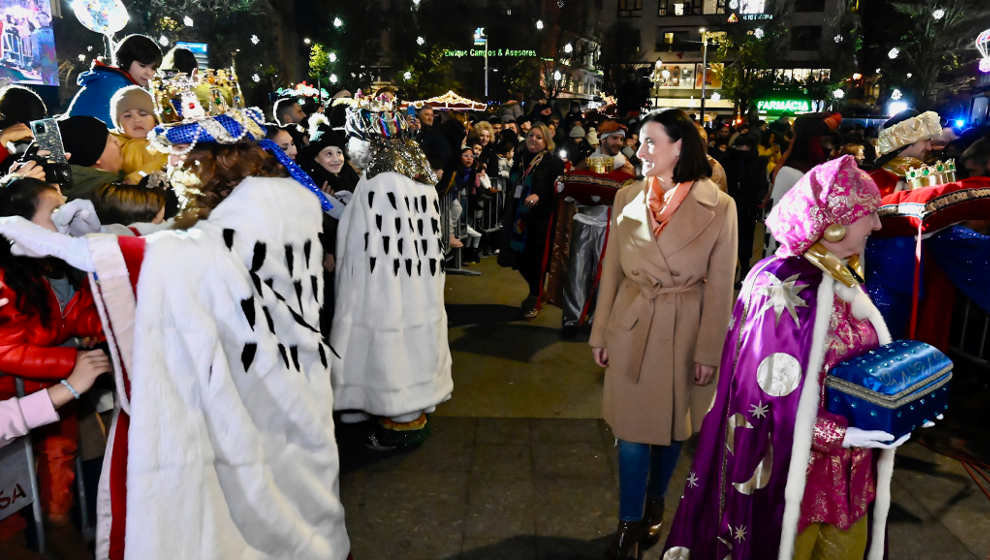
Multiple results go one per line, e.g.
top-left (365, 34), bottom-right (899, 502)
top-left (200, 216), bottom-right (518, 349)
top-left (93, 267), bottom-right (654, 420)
top-left (645, 177), bottom-right (693, 238)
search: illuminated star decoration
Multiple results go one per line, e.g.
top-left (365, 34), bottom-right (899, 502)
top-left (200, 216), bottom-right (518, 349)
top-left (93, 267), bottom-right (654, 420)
top-left (686, 471), bottom-right (699, 488)
top-left (733, 524), bottom-right (748, 542)
top-left (756, 272), bottom-right (809, 327)
top-left (749, 401), bottom-right (769, 420)
top-left (250, 34), bottom-right (260, 45)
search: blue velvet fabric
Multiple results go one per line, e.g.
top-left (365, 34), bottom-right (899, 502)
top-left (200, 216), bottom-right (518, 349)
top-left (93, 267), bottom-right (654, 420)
top-left (866, 225), bottom-right (990, 338)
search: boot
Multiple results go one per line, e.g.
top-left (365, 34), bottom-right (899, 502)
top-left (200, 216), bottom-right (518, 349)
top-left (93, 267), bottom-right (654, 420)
top-left (606, 520), bottom-right (641, 560)
top-left (640, 496), bottom-right (665, 551)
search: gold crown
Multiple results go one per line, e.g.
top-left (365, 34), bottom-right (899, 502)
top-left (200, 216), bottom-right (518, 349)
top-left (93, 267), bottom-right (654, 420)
top-left (906, 159), bottom-right (957, 189)
top-left (150, 67), bottom-right (245, 124)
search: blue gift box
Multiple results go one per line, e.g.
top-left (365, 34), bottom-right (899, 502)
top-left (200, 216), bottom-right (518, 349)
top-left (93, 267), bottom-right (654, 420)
top-left (825, 340), bottom-right (952, 439)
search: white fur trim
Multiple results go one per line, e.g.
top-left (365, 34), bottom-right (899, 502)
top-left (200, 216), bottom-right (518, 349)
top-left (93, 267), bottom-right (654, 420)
top-left (861, 284), bottom-right (894, 560)
top-left (87, 234), bottom-right (138, 414)
top-left (778, 274), bottom-right (835, 560)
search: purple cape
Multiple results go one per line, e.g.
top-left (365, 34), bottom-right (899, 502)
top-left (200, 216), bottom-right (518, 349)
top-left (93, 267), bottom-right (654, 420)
top-left (663, 256), bottom-right (824, 559)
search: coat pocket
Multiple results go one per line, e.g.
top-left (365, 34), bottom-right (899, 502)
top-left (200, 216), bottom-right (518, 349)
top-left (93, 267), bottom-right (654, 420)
top-left (605, 303), bottom-right (650, 383)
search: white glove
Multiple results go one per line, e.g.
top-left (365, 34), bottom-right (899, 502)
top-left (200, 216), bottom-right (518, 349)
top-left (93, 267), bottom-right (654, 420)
top-left (53, 199), bottom-right (101, 237)
top-left (842, 427), bottom-right (911, 449)
top-left (612, 153), bottom-right (628, 170)
top-left (0, 216), bottom-right (95, 272)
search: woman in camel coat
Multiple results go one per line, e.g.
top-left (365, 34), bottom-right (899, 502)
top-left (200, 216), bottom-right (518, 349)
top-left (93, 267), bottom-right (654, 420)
top-left (589, 109), bottom-right (737, 560)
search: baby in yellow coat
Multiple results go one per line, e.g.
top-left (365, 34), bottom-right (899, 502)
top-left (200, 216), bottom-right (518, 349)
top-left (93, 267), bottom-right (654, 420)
top-left (109, 86), bottom-right (168, 184)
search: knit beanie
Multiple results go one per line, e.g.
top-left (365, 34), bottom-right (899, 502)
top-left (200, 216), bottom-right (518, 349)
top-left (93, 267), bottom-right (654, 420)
top-left (569, 124), bottom-right (586, 138)
top-left (57, 116), bottom-right (110, 167)
top-left (110, 85), bottom-right (156, 131)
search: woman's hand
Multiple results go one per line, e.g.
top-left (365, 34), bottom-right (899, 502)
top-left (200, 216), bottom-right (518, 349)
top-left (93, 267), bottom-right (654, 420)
top-left (0, 123), bottom-right (32, 146)
top-left (524, 193), bottom-right (539, 207)
top-left (694, 363), bottom-right (716, 386)
top-left (592, 347), bottom-right (609, 368)
top-left (48, 349), bottom-right (111, 408)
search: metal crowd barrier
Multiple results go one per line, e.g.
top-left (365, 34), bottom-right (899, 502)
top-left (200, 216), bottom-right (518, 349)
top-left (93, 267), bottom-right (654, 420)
top-left (0, 376), bottom-right (95, 554)
top-left (2, 30), bottom-right (31, 69)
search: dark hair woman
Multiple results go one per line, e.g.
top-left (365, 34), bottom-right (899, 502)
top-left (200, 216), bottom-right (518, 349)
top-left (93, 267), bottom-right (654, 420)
top-left (500, 121), bottom-right (564, 318)
top-left (0, 176), bottom-right (108, 528)
top-left (67, 34), bottom-right (163, 127)
top-left (589, 109), bottom-right (737, 559)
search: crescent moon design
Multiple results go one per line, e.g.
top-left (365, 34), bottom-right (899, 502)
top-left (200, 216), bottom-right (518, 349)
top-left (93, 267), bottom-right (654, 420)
top-left (733, 431), bottom-right (774, 495)
top-left (725, 412), bottom-right (754, 455)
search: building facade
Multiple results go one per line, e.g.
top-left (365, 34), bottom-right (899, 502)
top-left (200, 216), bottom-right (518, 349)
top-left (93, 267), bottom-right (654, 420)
top-left (597, 0), bottom-right (848, 119)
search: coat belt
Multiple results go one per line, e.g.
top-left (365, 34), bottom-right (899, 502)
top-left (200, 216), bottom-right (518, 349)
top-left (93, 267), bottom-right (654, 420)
top-left (625, 278), bottom-right (703, 383)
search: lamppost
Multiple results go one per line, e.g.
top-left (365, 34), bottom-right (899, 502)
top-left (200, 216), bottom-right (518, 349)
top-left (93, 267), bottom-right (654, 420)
top-left (474, 27), bottom-right (489, 99)
top-left (699, 27), bottom-right (709, 121)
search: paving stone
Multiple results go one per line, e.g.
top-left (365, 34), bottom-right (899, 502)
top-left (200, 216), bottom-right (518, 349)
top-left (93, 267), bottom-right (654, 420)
top-left (465, 478), bottom-right (537, 540)
top-left (459, 536), bottom-right (540, 559)
top-left (476, 417), bottom-right (532, 444)
top-left (352, 471), bottom-right (468, 559)
top-left (533, 441), bottom-right (612, 480)
top-left (471, 443), bottom-right (532, 480)
top-left (889, 478), bottom-right (979, 560)
top-left (531, 418), bottom-right (608, 444)
top-left (533, 478), bottom-right (615, 540)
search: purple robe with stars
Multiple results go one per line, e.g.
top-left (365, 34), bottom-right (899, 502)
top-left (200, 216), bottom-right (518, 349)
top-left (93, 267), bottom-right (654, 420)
top-left (663, 255), bottom-right (827, 559)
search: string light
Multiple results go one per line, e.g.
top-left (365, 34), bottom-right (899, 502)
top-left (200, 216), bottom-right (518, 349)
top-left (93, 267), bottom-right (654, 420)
top-left (564, 43), bottom-right (573, 54)
top-left (333, 17), bottom-right (343, 28)
top-left (158, 35), bottom-right (169, 46)
top-left (403, 71), bottom-right (412, 80)
top-left (536, 19), bottom-right (544, 30)
top-left (888, 47), bottom-right (900, 59)
top-left (183, 16), bottom-right (193, 26)
top-left (330, 74), bottom-right (338, 84)
top-left (250, 35), bottom-right (260, 45)
top-left (416, 36), bottom-right (425, 46)
top-left (833, 89), bottom-right (845, 99)
top-left (328, 52), bottom-right (337, 62)
top-left (834, 34), bottom-right (843, 44)
top-left (753, 27), bottom-right (764, 39)
top-left (251, 73), bottom-right (260, 83)
top-left (932, 8), bottom-right (945, 20)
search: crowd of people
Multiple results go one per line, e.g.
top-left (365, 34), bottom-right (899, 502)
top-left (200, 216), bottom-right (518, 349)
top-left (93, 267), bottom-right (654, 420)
top-left (0, 29), bottom-right (986, 560)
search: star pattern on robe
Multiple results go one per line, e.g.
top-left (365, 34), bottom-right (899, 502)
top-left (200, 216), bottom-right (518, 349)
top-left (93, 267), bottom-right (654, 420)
top-left (748, 401), bottom-right (769, 420)
top-left (755, 272), bottom-right (809, 327)
top-left (686, 471), bottom-right (699, 488)
top-left (732, 524), bottom-right (748, 542)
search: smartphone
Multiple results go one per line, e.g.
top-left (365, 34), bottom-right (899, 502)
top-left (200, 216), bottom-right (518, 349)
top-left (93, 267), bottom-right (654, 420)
top-left (30, 118), bottom-right (68, 164)
top-left (25, 118), bottom-right (72, 185)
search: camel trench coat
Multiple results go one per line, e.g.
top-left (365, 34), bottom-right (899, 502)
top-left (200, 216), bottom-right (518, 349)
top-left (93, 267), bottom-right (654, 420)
top-left (589, 178), bottom-right (738, 445)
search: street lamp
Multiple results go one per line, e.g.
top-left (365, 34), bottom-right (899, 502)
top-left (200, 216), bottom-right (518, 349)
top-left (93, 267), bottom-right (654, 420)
top-left (474, 27), bottom-right (489, 98)
top-left (699, 27), bottom-right (710, 121)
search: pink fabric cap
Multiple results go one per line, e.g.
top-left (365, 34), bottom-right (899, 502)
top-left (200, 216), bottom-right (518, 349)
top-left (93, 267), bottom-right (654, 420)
top-left (766, 154), bottom-right (881, 257)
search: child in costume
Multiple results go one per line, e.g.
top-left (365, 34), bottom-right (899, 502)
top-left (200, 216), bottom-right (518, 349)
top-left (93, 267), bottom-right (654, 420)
top-left (109, 86), bottom-right (168, 184)
top-left (662, 156), bottom-right (916, 560)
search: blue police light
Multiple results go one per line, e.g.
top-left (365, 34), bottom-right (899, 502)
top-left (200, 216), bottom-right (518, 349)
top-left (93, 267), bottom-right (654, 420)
top-left (954, 119), bottom-right (966, 128)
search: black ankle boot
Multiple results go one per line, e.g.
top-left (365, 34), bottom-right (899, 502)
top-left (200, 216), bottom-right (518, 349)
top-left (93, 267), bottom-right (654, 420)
top-left (640, 496), bottom-right (665, 551)
top-left (607, 520), bottom-right (641, 560)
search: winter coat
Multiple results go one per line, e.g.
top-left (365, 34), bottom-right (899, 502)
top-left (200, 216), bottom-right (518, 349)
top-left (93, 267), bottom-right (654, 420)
top-left (589, 178), bottom-right (738, 445)
top-left (64, 164), bottom-right (126, 201)
top-left (67, 62), bottom-right (139, 128)
top-left (0, 269), bottom-right (104, 397)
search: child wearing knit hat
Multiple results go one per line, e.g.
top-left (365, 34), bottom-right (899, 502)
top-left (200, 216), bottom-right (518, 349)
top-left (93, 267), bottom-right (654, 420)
top-left (110, 86), bottom-right (167, 184)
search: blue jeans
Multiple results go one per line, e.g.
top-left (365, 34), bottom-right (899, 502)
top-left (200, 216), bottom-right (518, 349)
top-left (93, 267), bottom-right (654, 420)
top-left (618, 439), bottom-right (683, 521)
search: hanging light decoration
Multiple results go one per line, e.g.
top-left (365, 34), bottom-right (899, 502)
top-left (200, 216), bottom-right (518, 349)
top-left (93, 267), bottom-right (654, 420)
top-left (932, 8), bottom-right (945, 20)
top-left (332, 17), bottom-right (343, 28)
top-left (250, 34), bottom-right (260, 45)
top-left (753, 27), bottom-right (764, 39)
top-left (328, 52), bottom-right (337, 62)
top-left (536, 19), bottom-right (544, 30)
top-left (416, 36), bottom-right (425, 46)
top-left (887, 47), bottom-right (900, 59)
top-left (977, 29), bottom-right (990, 73)
top-left (891, 88), bottom-right (903, 100)
top-left (251, 73), bottom-right (260, 83)
top-left (564, 43), bottom-right (573, 54)
top-left (158, 35), bottom-right (169, 46)
top-left (330, 74), bottom-right (339, 84)
top-left (832, 89), bottom-right (845, 99)
top-left (403, 71), bottom-right (412, 80)
top-left (183, 15), bottom-right (193, 27)
top-left (834, 34), bottom-right (843, 44)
